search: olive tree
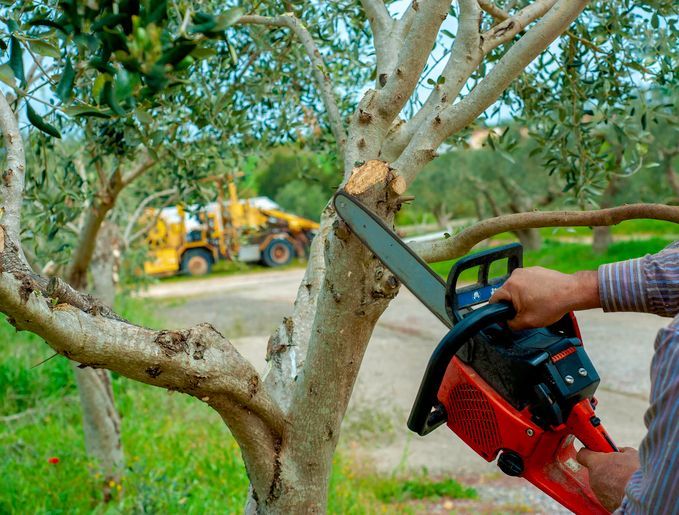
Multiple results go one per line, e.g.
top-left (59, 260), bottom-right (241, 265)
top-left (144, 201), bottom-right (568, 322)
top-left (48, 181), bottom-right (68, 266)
top-left (1, 1), bottom-right (678, 512)
top-left (1, 0), bottom-right (249, 495)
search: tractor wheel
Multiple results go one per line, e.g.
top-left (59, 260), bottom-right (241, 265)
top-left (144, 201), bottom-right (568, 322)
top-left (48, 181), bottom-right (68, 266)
top-left (181, 248), bottom-right (213, 276)
top-left (261, 238), bottom-right (294, 267)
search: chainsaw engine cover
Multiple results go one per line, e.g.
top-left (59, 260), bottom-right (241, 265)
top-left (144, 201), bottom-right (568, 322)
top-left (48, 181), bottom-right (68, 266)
top-left (456, 323), bottom-right (600, 428)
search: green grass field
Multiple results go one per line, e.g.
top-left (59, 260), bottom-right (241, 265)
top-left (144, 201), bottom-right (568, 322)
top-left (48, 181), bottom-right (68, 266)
top-left (0, 300), bottom-right (474, 514)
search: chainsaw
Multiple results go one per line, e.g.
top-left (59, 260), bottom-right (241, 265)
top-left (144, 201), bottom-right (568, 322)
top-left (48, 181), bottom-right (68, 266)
top-left (334, 191), bottom-right (618, 514)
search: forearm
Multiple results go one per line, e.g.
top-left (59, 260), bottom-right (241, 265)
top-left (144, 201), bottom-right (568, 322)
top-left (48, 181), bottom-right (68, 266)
top-left (568, 270), bottom-right (601, 312)
top-left (598, 241), bottom-right (679, 317)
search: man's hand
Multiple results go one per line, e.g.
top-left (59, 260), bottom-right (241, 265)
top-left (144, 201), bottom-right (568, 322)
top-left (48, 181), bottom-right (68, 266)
top-left (489, 267), bottom-right (600, 330)
top-left (577, 447), bottom-right (640, 512)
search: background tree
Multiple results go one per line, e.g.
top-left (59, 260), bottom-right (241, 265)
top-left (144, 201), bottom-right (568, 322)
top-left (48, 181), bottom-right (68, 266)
top-left (408, 129), bottom-right (562, 249)
top-left (0, 1), bottom-right (678, 513)
top-left (253, 146), bottom-right (338, 220)
top-left (1, 0), bottom-right (246, 494)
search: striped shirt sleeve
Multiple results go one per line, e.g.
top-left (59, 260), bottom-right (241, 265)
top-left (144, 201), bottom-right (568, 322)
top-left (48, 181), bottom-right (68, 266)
top-left (598, 241), bottom-right (679, 317)
top-left (616, 322), bottom-right (679, 514)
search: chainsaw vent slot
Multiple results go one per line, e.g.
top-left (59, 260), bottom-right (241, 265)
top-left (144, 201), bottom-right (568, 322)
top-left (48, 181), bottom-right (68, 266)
top-left (446, 383), bottom-right (501, 456)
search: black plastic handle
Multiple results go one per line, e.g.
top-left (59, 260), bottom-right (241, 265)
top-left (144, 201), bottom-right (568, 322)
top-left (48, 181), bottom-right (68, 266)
top-left (408, 301), bottom-right (516, 436)
top-left (446, 243), bottom-right (522, 324)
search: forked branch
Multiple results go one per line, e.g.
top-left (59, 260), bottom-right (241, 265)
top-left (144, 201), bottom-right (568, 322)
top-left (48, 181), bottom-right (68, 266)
top-left (480, 0), bottom-right (558, 53)
top-left (393, 0), bottom-right (590, 184)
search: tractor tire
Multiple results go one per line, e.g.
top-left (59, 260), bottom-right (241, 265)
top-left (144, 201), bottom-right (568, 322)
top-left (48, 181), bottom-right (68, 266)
top-left (181, 248), bottom-right (213, 276)
top-left (261, 238), bottom-right (294, 267)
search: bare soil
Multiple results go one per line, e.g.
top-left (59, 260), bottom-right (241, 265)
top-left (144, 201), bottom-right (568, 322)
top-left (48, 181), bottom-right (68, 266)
top-left (143, 268), bottom-right (667, 513)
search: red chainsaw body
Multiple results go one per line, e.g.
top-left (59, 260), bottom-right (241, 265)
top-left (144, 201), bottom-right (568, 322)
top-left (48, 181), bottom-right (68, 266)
top-left (438, 348), bottom-right (614, 515)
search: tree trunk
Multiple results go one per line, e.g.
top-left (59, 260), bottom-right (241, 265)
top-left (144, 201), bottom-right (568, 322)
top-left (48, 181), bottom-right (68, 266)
top-left (515, 227), bottom-right (542, 251)
top-left (592, 225), bottom-right (612, 254)
top-left (663, 151), bottom-right (679, 199)
top-left (72, 223), bottom-right (124, 500)
top-left (591, 178), bottom-right (617, 254)
top-left (473, 194), bottom-right (486, 221)
top-left (238, 164), bottom-right (401, 513)
top-left (72, 366), bottom-right (124, 501)
top-left (434, 206), bottom-right (451, 229)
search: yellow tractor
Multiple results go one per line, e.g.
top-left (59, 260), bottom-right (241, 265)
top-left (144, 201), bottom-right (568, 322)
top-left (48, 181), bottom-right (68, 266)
top-left (143, 177), bottom-right (320, 276)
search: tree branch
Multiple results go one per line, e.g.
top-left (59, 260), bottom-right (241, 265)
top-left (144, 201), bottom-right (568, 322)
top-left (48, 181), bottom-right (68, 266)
top-left (392, 0), bottom-right (589, 184)
top-left (479, 1), bottom-right (604, 53)
top-left (238, 14), bottom-right (347, 155)
top-left (360, 0), bottom-right (391, 33)
top-left (364, 0), bottom-right (397, 86)
top-left (478, 0), bottom-right (510, 21)
top-left (0, 266), bottom-right (285, 433)
top-left (481, 0), bottom-right (558, 54)
top-left (344, 0), bottom-right (453, 173)
top-left (383, 0), bottom-right (560, 161)
top-left (373, 0), bottom-right (452, 124)
top-left (121, 151), bottom-right (157, 187)
top-left (0, 91), bottom-right (26, 242)
top-left (382, 0), bottom-right (482, 161)
top-left (411, 203), bottom-right (679, 263)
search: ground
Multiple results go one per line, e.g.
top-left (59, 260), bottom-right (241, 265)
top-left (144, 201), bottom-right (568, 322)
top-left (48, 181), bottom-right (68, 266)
top-left (143, 266), bottom-right (664, 513)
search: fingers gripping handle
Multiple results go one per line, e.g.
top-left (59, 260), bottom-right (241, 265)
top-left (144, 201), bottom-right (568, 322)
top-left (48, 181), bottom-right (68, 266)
top-left (521, 400), bottom-right (617, 514)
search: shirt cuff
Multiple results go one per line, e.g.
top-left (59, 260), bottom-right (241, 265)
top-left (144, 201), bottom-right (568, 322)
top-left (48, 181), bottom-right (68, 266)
top-left (598, 258), bottom-right (648, 313)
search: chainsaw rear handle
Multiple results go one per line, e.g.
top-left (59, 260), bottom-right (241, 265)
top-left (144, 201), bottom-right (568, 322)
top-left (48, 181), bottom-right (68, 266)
top-left (408, 301), bottom-right (516, 435)
top-left (446, 243), bottom-right (522, 323)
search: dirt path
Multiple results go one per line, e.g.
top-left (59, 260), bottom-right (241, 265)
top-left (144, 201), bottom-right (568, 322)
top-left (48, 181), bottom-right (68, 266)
top-left (142, 269), bottom-right (666, 513)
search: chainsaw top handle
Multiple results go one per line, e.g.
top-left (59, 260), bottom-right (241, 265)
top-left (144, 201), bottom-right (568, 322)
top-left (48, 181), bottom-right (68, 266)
top-left (446, 242), bottom-right (522, 324)
top-left (408, 301), bottom-right (516, 436)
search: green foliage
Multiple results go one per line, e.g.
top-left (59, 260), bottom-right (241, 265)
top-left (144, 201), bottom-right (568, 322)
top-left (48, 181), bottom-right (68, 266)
top-left (1, 1), bottom-right (243, 126)
top-left (405, 109), bottom-right (677, 228)
top-left (406, 134), bottom-right (560, 225)
top-left (506, 2), bottom-right (678, 206)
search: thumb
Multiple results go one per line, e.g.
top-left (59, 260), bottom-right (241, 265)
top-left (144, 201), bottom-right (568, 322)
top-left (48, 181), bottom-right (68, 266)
top-left (489, 287), bottom-right (512, 304)
top-left (576, 448), bottom-right (598, 468)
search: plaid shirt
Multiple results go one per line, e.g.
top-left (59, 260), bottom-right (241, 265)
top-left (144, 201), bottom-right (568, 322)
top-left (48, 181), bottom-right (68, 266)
top-left (598, 241), bottom-right (679, 514)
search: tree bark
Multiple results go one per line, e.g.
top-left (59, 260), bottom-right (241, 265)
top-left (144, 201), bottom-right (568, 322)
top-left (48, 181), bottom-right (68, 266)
top-left (244, 162), bottom-right (402, 513)
top-left (72, 223), bottom-right (124, 500)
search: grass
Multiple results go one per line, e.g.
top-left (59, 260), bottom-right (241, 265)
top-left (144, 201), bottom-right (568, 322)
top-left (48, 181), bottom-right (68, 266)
top-left (430, 237), bottom-right (674, 281)
top-left (0, 299), bottom-right (475, 513)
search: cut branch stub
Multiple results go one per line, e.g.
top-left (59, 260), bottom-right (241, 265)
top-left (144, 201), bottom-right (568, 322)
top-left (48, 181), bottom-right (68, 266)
top-left (344, 160), bottom-right (406, 211)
